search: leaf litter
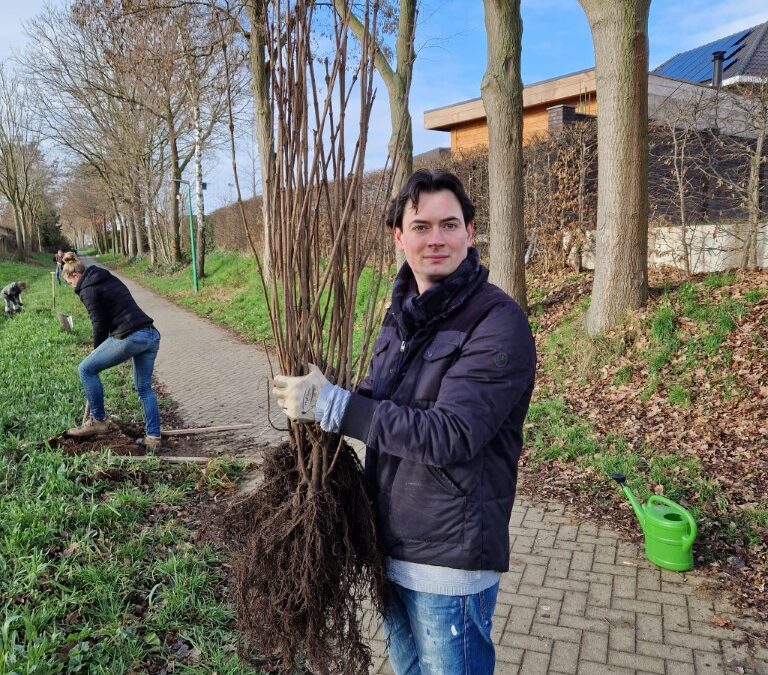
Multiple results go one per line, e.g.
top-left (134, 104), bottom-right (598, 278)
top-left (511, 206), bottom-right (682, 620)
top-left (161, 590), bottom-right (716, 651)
top-left (523, 268), bottom-right (768, 624)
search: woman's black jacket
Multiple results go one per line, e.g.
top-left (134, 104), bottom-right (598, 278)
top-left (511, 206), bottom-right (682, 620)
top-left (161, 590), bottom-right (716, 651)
top-left (75, 266), bottom-right (153, 348)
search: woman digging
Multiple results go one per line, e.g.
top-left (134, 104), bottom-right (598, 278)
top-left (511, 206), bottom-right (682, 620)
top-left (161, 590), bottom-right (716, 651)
top-left (62, 252), bottom-right (162, 451)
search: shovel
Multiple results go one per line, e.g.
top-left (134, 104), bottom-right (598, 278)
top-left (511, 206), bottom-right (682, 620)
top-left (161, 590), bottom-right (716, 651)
top-left (57, 313), bottom-right (74, 332)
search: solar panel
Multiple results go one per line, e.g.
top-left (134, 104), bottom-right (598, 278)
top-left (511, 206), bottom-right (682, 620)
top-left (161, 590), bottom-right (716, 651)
top-left (654, 28), bottom-right (752, 82)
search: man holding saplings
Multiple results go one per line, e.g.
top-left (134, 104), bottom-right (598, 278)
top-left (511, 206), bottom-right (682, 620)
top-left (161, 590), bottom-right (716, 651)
top-left (274, 169), bottom-right (536, 674)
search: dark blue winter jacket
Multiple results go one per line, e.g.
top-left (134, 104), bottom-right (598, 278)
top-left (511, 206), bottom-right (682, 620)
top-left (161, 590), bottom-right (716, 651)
top-left (340, 249), bottom-right (536, 571)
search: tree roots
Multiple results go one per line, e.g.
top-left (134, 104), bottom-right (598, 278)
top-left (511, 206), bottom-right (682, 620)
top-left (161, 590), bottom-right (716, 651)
top-left (227, 440), bottom-right (387, 674)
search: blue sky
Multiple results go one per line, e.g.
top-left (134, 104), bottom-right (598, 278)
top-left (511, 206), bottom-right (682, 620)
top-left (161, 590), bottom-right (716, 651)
top-left (2, 0), bottom-right (768, 206)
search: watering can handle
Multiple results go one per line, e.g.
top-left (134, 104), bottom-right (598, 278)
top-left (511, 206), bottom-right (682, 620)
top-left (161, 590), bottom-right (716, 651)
top-left (648, 495), bottom-right (698, 552)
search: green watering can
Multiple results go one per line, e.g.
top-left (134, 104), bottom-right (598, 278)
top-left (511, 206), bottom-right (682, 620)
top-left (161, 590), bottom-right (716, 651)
top-left (610, 473), bottom-right (697, 572)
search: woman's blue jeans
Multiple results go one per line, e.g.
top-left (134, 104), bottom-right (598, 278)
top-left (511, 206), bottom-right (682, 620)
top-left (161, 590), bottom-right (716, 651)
top-left (78, 327), bottom-right (161, 436)
top-left (384, 582), bottom-right (498, 675)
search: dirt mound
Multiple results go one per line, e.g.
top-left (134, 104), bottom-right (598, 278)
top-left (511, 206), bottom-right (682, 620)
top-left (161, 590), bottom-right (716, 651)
top-left (44, 418), bottom-right (210, 458)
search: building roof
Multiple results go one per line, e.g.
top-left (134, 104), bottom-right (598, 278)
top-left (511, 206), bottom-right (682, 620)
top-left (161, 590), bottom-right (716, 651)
top-left (653, 22), bottom-right (768, 85)
top-left (413, 147), bottom-right (451, 162)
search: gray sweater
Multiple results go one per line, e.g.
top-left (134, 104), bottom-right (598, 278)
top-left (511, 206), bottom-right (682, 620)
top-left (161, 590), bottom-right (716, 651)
top-left (1, 282), bottom-right (23, 301)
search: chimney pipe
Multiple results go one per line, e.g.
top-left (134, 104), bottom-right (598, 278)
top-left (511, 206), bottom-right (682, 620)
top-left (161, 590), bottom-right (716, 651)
top-left (712, 50), bottom-right (725, 88)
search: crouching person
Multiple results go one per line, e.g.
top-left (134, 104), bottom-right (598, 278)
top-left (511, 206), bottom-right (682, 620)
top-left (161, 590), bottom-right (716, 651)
top-left (2, 281), bottom-right (26, 314)
top-left (273, 170), bottom-right (537, 674)
top-left (61, 252), bottom-right (162, 451)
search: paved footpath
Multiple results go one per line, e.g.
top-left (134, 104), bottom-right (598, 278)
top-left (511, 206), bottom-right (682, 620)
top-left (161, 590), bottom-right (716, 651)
top-left (367, 497), bottom-right (768, 675)
top-left (103, 263), bottom-right (767, 675)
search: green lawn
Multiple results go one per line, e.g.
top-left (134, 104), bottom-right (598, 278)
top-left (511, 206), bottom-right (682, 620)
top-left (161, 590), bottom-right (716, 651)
top-left (0, 256), bottom-right (260, 674)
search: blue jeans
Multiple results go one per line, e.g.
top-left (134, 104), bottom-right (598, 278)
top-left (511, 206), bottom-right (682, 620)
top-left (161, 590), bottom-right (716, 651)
top-left (384, 582), bottom-right (498, 675)
top-left (78, 327), bottom-right (161, 436)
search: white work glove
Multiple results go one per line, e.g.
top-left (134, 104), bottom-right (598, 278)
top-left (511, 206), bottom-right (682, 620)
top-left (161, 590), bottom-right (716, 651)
top-left (272, 363), bottom-right (330, 423)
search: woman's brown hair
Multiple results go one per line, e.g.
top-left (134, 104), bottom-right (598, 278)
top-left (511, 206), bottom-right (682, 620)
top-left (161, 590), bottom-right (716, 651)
top-left (62, 252), bottom-right (85, 279)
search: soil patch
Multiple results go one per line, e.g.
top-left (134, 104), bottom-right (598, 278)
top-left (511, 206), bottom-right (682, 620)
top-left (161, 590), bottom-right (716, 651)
top-left (43, 385), bottom-right (259, 459)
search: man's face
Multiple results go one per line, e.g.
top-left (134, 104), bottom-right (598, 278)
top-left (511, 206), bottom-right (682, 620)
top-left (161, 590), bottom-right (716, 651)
top-left (394, 189), bottom-right (474, 294)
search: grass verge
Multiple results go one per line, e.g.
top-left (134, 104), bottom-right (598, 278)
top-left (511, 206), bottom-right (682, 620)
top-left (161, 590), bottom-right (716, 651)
top-left (0, 256), bottom-right (260, 673)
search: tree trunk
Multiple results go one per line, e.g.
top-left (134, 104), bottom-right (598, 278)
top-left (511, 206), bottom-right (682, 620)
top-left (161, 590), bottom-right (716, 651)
top-left (671, 128), bottom-right (691, 276)
top-left (193, 100), bottom-right (206, 278)
top-left (388, 73), bottom-right (413, 204)
top-left (147, 208), bottom-right (158, 266)
top-left (111, 196), bottom-right (130, 257)
top-left (579, 0), bottom-right (650, 335)
top-left (742, 125), bottom-right (764, 271)
top-left (388, 0), bottom-right (416, 195)
top-left (481, 0), bottom-right (527, 310)
top-left (390, 0), bottom-right (416, 270)
top-left (131, 194), bottom-right (144, 257)
top-left (168, 117), bottom-right (182, 263)
top-left (12, 205), bottom-right (25, 260)
top-left (18, 205), bottom-right (31, 256)
top-left (247, 1), bottom-right (274, 279)
top-left (334, 0), bottom-right (417, 269)
top-left (117, 209), bottom-right (124, 254)
top-left (118, 210), bottom-right (127, 256)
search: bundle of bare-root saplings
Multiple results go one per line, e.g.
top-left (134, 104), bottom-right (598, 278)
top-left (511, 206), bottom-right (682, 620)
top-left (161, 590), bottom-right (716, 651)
top-left (227, 1), bottom-right (401, 672)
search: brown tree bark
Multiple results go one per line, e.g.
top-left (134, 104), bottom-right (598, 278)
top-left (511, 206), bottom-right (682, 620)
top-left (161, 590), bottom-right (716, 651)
top-left (12, 206), bottom-right (25, 259)
top-left (334, 0), bottom-right (416, 268)
top-left (245, 1), bottom-right (274, 280)
top-left (579, 0), bottom-right (650, 335)
top-left (480, 0), bottom-right (527, 310)
top-left (167, 114), bottom-right (182, 264)
top-left (131, 188), bottom-right (145, 257)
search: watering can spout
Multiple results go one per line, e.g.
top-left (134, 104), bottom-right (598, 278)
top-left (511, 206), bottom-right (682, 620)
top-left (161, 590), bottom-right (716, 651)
top-left (610, 473), bottom-right (646, 531)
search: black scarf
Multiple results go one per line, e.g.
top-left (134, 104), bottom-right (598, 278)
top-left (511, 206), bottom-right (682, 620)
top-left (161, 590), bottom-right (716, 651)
top-left (391, 247), bottom-right (488, 339)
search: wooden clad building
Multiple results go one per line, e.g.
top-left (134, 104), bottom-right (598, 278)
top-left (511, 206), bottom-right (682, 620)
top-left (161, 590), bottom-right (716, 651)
top-left (424, 68), bottom-right (597, 152)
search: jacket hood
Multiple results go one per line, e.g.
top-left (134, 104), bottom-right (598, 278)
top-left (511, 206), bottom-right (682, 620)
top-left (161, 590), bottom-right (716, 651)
top-left (75, 265), bottom-right (112, 294)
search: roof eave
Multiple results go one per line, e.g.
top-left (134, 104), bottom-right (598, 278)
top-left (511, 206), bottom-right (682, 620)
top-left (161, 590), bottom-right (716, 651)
top-left (424, 68), bottom-right (596, 131)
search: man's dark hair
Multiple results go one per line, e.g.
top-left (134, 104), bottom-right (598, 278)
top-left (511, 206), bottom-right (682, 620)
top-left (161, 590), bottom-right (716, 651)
top-left (385, 169), bottom-right (475, 230)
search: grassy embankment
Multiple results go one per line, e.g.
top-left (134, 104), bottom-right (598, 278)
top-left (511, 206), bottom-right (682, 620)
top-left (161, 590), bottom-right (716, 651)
top-left (525, 270), bottom-right (767, 615)
top-left (0, 255), bottom-right (259, 673)
top-left (98, 249), bottom-right (767, 614)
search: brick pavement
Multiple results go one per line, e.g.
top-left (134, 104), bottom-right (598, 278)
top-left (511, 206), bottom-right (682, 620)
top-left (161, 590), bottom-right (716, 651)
top-left (99, 263), bottom-right (767, 674)
top-left (367, 497), bottom-right (768, 675)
